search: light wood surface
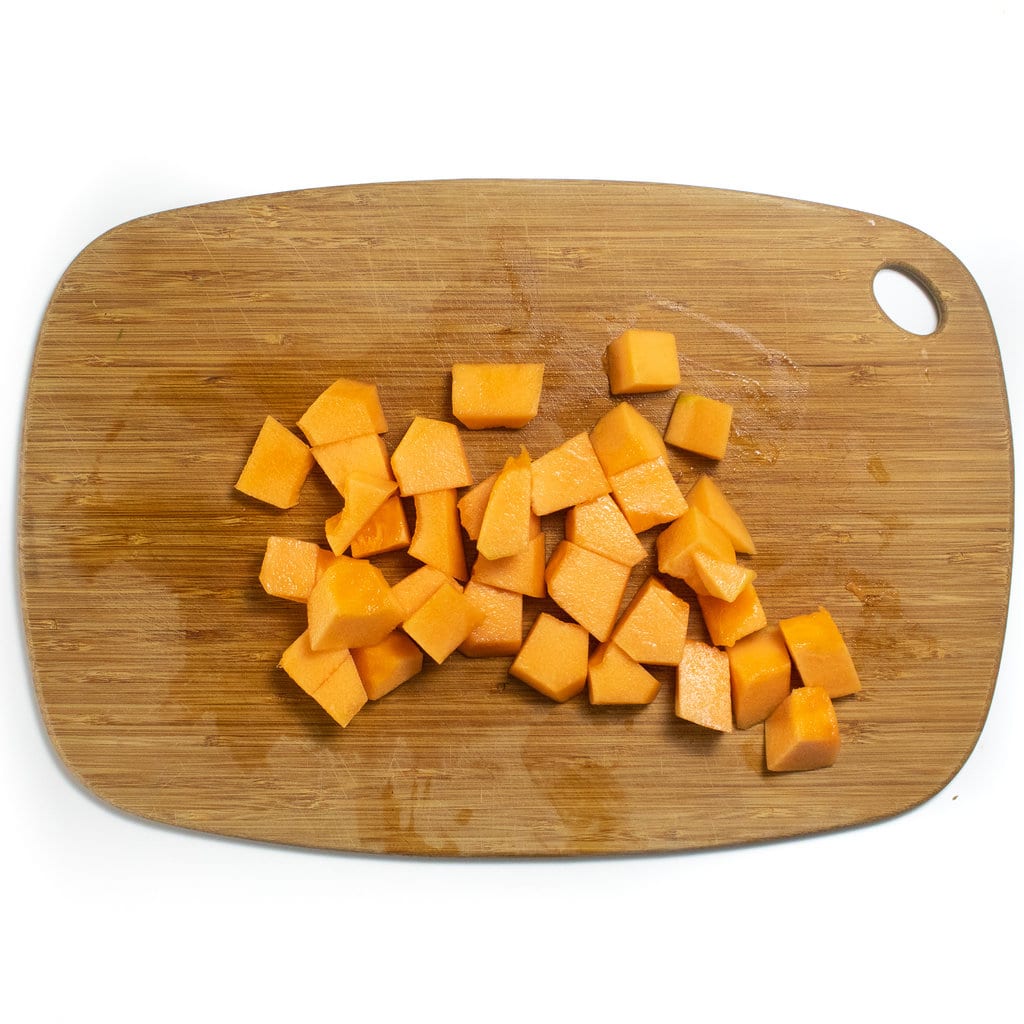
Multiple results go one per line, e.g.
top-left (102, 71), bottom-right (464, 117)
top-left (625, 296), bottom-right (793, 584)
top-left (19, 180), bottom-right (1012, 856)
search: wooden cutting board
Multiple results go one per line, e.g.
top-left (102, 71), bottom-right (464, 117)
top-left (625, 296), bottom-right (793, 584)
top-left (19, 180), bottom-right (1011, 856)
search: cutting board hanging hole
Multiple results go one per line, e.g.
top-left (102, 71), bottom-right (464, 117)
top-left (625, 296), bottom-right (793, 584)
top-left (872, 265), bottom-right (942, 336)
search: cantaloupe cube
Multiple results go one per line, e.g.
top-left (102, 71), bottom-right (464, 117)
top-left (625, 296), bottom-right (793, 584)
top-left (676, 639), bottom-right (733, 732)
top-left (402, 582), bottom-right (485, 664)
top-left (656, 506), bottom-right (736, 585)
top-left (458, 580), bottom-right (524, 657)
top-left (312, 433), bottom-right (393, 494)
top-left (608, 456), bottom-right (688, 533)
top-left (315, 547), bottom-right (339, 581)
top-left (779, 607), bottom-right (861, 698)
top-left (324, 473), bottom-right (398, 555)
top-left (588, 642), bottom-right (661, 705)
top-left (235, 416), bottom-right (314, 509)
top-left (685, 475), bottom-right (757, 555)
top-left (456, 472), bottom-right (497, 541)
top-left (727, 626), bottom-right (792, 729)
top-left (279, 630), bottom-right (352, 696)
top-left (692, 550), bottom-right (756, 602)
top-left (477, 447), bottom-right (533, 560)
top-left (545, 540), bottom-right (631, 642)
top-left (765, 686), bottom-right (841, 771)
top-left (297, 378), bottom-right (388, 446)
top-left (351, 630), bottom-right (424, 700)
top-left (349, 495), bottom-right (411, 559)
top-left (564, 494), bottom-right (647, 568)
top-left (409, 488), bottom-right (468, 581)
top-left (698, 583), bottom-right (767, 648)
top-left (259, 536), bottom-right (324, 603)
top-left (307, 556), bottom-right (403, 651)
top-left (664, 393), bottom-right (733, 460)
top-left (472, 530), bottom-right (547, 598)
top-left (509, 612), bottom-right (590, 702)
top-left (605, 329), bottom-right (680, 394)
top-left (451, 362), bottom-right (545, 428)
top-left (609, 576), bottom-right (690, 666)
top-left (391, 417), bottom-right (473, 495)
top-left (310, 655), bottom-right (368, 727)
top-left (529, 433), bottom-right (610, 516)
top-left (589, 402), bottom-right (668, 478)
top-left (391, 565), bottom-right (463, 622)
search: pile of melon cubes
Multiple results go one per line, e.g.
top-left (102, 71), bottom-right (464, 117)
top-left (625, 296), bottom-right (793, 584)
top-left (235, 328), bottom-right (861, 772)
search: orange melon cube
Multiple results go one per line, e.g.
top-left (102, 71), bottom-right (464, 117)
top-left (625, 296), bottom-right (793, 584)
top-left (259, 536), bottom-right (325, 603)
top-left (297, 378), bottom-right (387, 446)
top-left (349, 494), bottom-right (411, 558)
top-left (451, 362), bottom-right (545, 429)
top-left (351, 630), bottom-right (424, 700)
top-left (307, 556), bottom-right (403, 651)
top-left (588, 642), bottom-right (661, 705)
top-left (697, 583), bottom-right (768, 648)
top-left (391, 565), bottom-right (463, 622)
top-left (324, 473), bottom-right (398, 555)
top-left (608, 456), bottom-right (688, 533)
top-left (765, 686), bottom-right (841, 771)
top-left (472, 530), bottom-right (547, 598)
top-left (456, 472), bottom-right (497, 541)
top-left (778, 607), bottom-right (861, 698)
top-left (458, 580), bottom-right (524, 657)
top-left (676, 639), bottom-right (733, 732)
top-left (509, 612), bottom-right (590, 702)
top-left (609, 576), bottom-right (690, 666)
top-left (685, 475), bottom-right (757, 555)
top-left (605, 329), bottom-right (680, 394)
top-left (665, 393), bottom-right (733, 460)
top-left (235, 416), bottom-right (314, 509)
top-left (409, 488), bottom-right (468, 581)
top-left (692, 550), bottom-right (756, 602)
top-left (402, 582), bottom-right (485, 664)
top-left (564, 494), bottom-right (647, 567)
top-left (656, 506), bottom-right (736, 585)
top-left (310, 655), bottom-right (368, 728)
top-left (279, 630), bottom-right (352, 696)
top-left (727, 626), bottom-right (792, 729)
top-left (477, 447), bottom-right (533, 560)
top-left (312, 433), bottom-right (393, 494)
top-left (529, 433), bottom-right (610, 516)
top-left (315, 546), bottom-right (340, 581)
top-left (391, 416), bottom-right (473, 495)
top-left (589, 402), bottom-right (668, 478)
top-left (545, 540), bottom-right (631, 642)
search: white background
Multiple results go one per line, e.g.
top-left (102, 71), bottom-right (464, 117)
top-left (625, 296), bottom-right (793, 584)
top-left (3, 2), bottom-right (1020, 1020)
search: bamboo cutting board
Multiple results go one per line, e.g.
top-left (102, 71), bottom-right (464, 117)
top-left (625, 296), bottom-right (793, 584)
top-left (19, 180), bottom-right (1011, 856)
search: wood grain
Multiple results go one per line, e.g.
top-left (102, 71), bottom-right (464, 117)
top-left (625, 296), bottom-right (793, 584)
top-left (18, 180), bottom-right (1012, 856)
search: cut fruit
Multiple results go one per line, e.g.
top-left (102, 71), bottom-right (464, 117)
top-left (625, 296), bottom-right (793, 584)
top-left (727, 626), bottom-right (792, 730)
top-left (351, 631), bottom-right (424, 700)
top-left (605, 328), bottom-right (680, 394)
top-left (564, 494), bottom-right (647, 568)
top-left (676, 639), bottom-right (733, 732)
top-left (544, 540), bottom-right (631, 642)
top-left (608, 456), bottom-right (687, 533)
top-left (259, 536), bottom-right (325, 603)
top-left (588, 642), bottom-right (661, 705)
top-left (307, 556), bottom-right (403, 651)
top-left (509, 613), bottom-right (590, 702)
top-left (477, 447), bottom-right (533, 561)
top-left (692, 550), bottom-right (756, 602)
top-left (529, 432), bottom-right (610, 516)
top-left (458, 580), bottom-right (524, 657)
top-left (402, 582), bottom-right (485, 664)
top-left (409, 488), bottom-right (468, 581)
top-left (765, 686), bottom-right (841, 771)
top-left (451, 362), bottom-right (544, 428)
top-left (664, 393), bottom-right (733, 460)
top-left (685, 475), bottom-right (757, 555)
top-left (589, 402), bottom-right (668, 478)
top-left (697, 583), bottom-right (767, 648)
top-left (235, 416), bottom-right (314, 509)
top-left (324, 473), bottom-right (398, 555)
top-left (609, 576), bottom-right (690, 666)
top-left (310, 656), bottom-right (368, 727)
top-left (391, 416), bottom-right (473, 495)
top-left (279, 630), bottom-right (352, 696)
top-left (472, 530), bottom-right (547, 598)
top-left (297, 378), bottom-right (387, 446)
top-left (779, 607), bottom-right (861, 698)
